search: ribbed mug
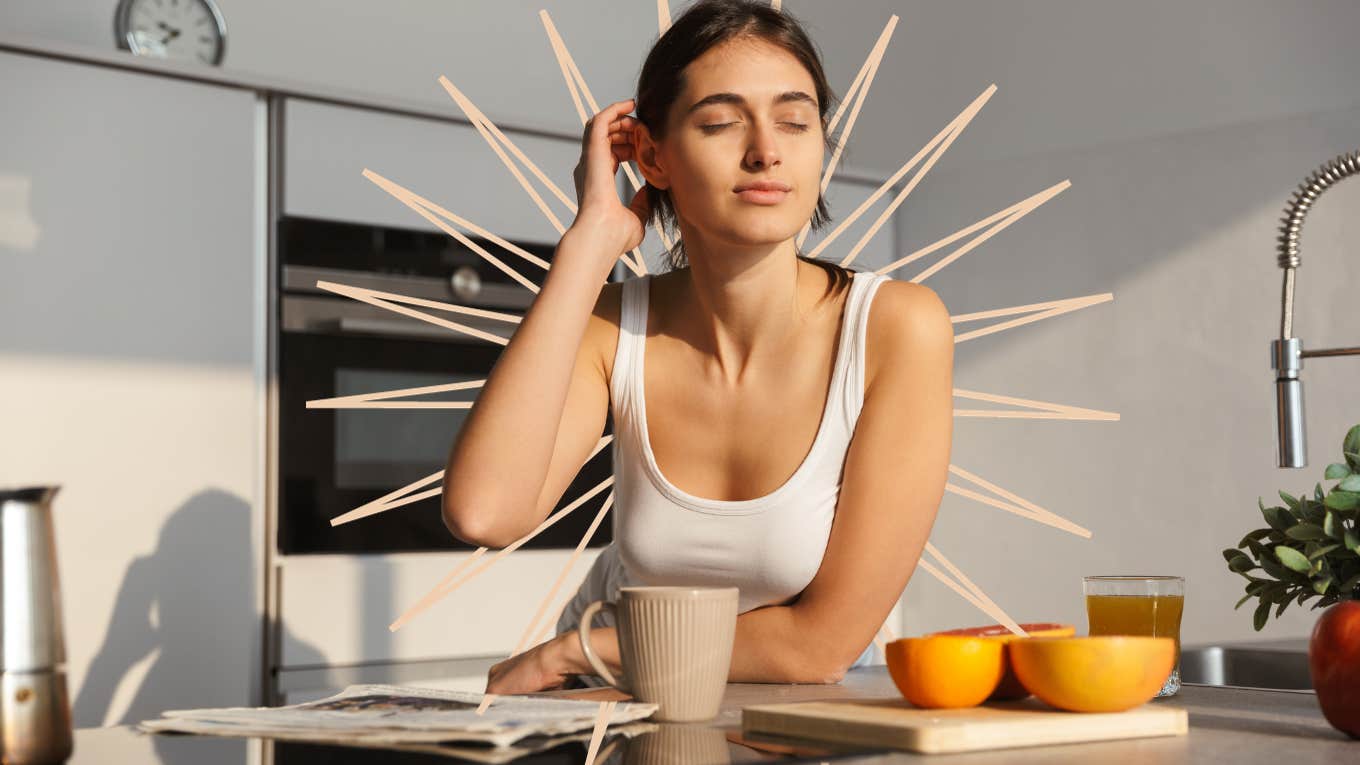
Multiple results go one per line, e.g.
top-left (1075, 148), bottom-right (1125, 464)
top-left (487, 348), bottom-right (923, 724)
top-left (577, 586), bottom-right (738, 722)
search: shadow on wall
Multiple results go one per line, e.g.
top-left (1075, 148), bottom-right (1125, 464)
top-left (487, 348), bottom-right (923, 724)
top-left (72, 489), bottom-right (326, 737)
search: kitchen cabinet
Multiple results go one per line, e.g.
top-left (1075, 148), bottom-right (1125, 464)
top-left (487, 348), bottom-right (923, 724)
top-left (0, 50), bottom-right (265, 727)
top-left (283, 97), bottom-right (581, 244)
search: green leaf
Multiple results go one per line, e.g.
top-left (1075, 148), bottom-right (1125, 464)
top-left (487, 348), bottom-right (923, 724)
top-left (1308, 543), bottom-right (1342, 560)
top-left (1316, 483), bottom-right (1328, 502)
top-left (1347, 451), bottom-right (1360, 472)
top-left (1340, 474), bottom-right (1360, 492)
top-left (1344, 426), bottom-right (1360, 461)
top-left (1286, 523), bottom-right (1328, 541)
top-left (1276, 545), bottom-right (1312, 573)
top-left (1262, 505), bottom-right (1293, 531)
top-left (1235, 592), bottom-right (1254, 610)
top-left (1345, 530), bottom-right (1360, 554)
top-left (1325, 491), bottom-right (1360, 511)
top-left (1228, 555), bottom-right (1257, 573)
top-left (1324, 511), bottom-right (1342, 540)
top-left (1280, 490), bottom-right (1301, 511)
top-left (1325, 463), bottom-right (1351, 480)
top-left (1238, 528), bottom-right (1273, 547)
top-left (1313, 578), bottom-right (1331, 595)
top-left (1253, 598), bottom-right (1272, 631)
top-left (1276, 597), bottom-right (1292, 618)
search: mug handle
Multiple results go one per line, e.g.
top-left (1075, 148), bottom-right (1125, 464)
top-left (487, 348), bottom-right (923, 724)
top-left (576, 600), bottom-right (629, 693)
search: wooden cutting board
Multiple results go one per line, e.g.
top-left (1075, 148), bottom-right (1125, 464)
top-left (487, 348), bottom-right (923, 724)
top-left (741, 697), bottom-right (1188, 754)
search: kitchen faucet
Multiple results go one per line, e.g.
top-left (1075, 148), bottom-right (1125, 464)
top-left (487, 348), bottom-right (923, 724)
top-left (1271, 149), bottom-right (1360, 468)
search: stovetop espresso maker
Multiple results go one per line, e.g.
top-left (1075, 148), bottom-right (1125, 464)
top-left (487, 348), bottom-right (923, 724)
top-left (1, 486), bottom-right (73, 764)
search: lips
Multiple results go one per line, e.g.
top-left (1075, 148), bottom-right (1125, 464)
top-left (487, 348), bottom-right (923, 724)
top-left (734, 180), bottom-right (791, 205)
top-left (733, 180), bottom-right (792, 193)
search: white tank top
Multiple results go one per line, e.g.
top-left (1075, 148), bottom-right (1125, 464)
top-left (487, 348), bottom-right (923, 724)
top-left (556, 268), bottom-right (891, 674)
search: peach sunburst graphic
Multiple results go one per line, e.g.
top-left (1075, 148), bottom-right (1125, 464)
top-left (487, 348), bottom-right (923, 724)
top-left (304, 0), bottom-right (1118, 741)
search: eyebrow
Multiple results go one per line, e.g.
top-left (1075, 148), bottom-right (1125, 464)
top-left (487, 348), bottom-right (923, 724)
top-left (684, 90), bottom-right (818, 115)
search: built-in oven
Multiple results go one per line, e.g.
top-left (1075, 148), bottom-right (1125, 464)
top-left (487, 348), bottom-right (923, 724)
top-left (269, 216), bottom-right (618, 704)
top-left (277, 215), bottom-right (615, 554)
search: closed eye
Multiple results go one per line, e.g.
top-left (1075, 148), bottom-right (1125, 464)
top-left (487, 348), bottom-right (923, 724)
top-left (699, 122), bottom-right (811, 134)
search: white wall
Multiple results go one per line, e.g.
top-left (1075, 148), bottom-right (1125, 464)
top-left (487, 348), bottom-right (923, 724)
top-left (5, 0), bottom-right (1359, 652)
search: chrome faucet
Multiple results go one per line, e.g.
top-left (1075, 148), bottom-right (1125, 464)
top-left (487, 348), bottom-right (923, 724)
top-left (1271, 149), bottom-right (1360, 468)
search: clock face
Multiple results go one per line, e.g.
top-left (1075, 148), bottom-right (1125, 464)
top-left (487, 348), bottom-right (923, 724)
top-left (115, 0), bottom-right (226, 66)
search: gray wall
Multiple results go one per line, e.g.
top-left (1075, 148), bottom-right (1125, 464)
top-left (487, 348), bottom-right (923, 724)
top-left (6, 0), bottom-right (1359, 647)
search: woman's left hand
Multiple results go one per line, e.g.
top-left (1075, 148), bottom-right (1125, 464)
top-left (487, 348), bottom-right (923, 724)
top-left (485, 635), bottom-right (576, 695)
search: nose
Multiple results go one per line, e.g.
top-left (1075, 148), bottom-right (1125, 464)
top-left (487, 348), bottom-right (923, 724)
top-left (743, 121), bottom-right (781, 171)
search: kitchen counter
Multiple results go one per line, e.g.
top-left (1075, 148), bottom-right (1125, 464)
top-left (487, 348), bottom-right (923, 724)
top-left (67, 666), bottom-right (1355, 763)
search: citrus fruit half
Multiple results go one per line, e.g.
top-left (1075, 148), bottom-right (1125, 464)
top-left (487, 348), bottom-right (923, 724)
top-left (1009, 635), bottom-right (1175, 713)
top-left (885, 635), bottom-right (1005, 709)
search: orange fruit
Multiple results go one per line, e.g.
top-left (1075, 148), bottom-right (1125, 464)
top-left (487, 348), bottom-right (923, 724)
top-left (1009, 636), bottom-right (1175, 713)
top-left (931, 623), bottom-right (1076, 701)
top-left (885, 635), bottom-right (1005, 709)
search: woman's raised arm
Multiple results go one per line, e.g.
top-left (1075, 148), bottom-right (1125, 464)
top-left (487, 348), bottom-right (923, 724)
top-left (441, 98), bottom-right (649, 548)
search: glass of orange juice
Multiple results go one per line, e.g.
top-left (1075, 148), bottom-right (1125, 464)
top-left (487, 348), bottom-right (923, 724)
top-left (1083, 575), bottom-right (1185, 697)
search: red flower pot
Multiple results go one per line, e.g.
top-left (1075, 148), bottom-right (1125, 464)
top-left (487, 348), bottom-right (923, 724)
top-left (1309, 600), bottom-right (1360, 739)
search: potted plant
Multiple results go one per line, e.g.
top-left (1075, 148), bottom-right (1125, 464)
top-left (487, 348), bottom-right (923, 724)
top-left (1223, 424), bottom-right (1360, 739)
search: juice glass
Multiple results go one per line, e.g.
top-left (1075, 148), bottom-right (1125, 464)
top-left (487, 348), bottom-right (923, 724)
top-left (1083, 575), bottom-right (1185, 697)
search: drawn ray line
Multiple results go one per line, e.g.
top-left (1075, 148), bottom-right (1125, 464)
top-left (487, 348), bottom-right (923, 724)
top-left (478, 491), bottom-right (615, 713)
top-left (332, 434), bottom-right (612, 532)
top-left (331, 469), bottom-right (446, 527)
top-left (953, 388), bottom-right (1120, 421)
top-left (438, 76), bottom-right (631, 278)
top-left (953, 292), bottom-right (1112, 344)
top-left (795, 15), bottom-right (897, 253)
top-left (770, 0), bottom-right (781, 15)
top-left (362, 168), bottom-right (549, 289)
top-left (817, 16), bottom-right (899, 196)
top-left (658, 0), bottom-right (671, 35)
top-left (947, 463), bottom-right (1092, 538)
top-left (390, 474), bottom-right (616, 632)
top-left (309, 379), bottom-right (486, 410)
top-left (515, 492), bottom-right (613, 659)
top-left (316, 280), bottom-right (513, 344)
top-left (317, 278), bottom-right (522, 324)
top-left (362, 169), bottom-right (539, 292)
top-left (832, 91), bottom-right (1006, 266)
top-left (924, 543), bottom-right (1026, 636)
top-left (539, 11), bottom-right (658, 271)
top-left (913, 558), bottom-right (1000, 615)
top-left (581, 701), bottom-right (618, 764)
top-left (801, 84), bottom-right (995, 263)
top-left (532, 588), bottom-right (576, 647)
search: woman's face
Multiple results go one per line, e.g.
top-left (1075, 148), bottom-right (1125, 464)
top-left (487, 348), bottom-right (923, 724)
top-left (641, 37), bottom-right (825, 251)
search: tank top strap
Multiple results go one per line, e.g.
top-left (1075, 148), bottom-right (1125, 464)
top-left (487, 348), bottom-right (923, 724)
top-left (840, 271), bottom-right (892, 423)
top-left (609, 274), bottom-right (652, 415)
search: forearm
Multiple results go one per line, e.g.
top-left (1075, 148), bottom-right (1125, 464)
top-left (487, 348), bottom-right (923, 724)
top-left (556, 604), bottom-right (844, 685)
top-left (443, 228), bottom-right (617, 540)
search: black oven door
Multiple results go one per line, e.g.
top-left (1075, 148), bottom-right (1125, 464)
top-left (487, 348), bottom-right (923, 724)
top-left (278, 295), bottom-right (614, 555)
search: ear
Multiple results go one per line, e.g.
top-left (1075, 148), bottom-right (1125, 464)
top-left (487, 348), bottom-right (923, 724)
top-left (632, 122), bottom-right (671, 191)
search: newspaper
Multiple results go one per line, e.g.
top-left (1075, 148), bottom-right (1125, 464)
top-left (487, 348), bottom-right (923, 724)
top-left (138, 683), bottom-right (659, 751)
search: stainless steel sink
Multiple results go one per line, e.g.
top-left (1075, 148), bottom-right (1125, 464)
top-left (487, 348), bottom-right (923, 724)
top-left (1180, 639), bottom-right (1313, 692)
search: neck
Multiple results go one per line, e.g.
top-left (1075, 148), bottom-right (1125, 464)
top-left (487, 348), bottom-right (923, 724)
top-left (668, 227), bottom-right (823, 384)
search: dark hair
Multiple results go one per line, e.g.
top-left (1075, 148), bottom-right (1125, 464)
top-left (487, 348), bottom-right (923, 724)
top-left (635, 0), bottom-right (854, 299)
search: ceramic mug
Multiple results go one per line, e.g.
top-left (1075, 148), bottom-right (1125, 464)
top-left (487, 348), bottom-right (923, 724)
top-left (576, 586), bottom-right (738, 722)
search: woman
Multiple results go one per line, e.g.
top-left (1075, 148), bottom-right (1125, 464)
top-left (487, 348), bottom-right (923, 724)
top-left (442, 0), bottom-right (953, 694)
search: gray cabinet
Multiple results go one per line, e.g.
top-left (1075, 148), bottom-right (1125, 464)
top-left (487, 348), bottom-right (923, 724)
top-left (0, 50), bottom-right (264, 728)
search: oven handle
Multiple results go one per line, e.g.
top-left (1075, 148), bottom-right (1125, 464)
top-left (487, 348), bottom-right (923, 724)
top-left (327, 316), bottom-right (497, 343)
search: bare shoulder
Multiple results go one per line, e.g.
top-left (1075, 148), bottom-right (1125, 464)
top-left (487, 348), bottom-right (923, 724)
top-left (864, 277), bottom-right (954, 386)
top-left (583, 279), bottom-right (626, 379)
